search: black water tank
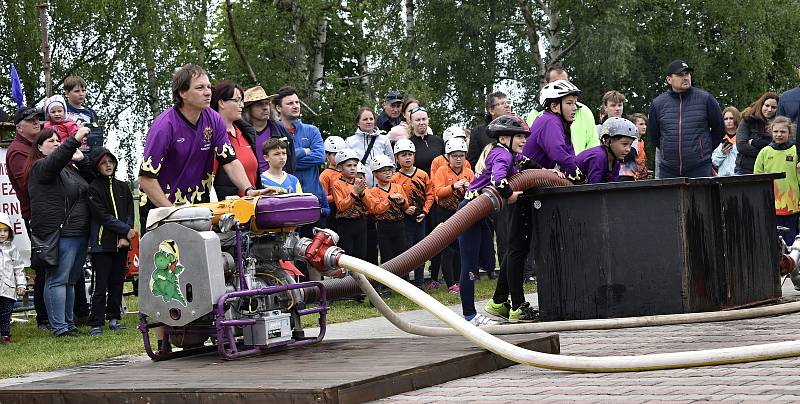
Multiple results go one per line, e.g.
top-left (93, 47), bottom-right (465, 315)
top-left (528, 174), bottom-right (782, 321)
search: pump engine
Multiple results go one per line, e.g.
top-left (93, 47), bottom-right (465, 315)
top-left (137, 193), bottom-right (341, 360)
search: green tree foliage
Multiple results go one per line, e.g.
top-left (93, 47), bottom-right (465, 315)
top-left (1, 0), bottom-right (799, 179)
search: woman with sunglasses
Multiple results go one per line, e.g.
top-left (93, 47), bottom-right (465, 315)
top-left (408, 106), bottom-right (445, 176)
top-left (211, 80), bottom-right (261, 200)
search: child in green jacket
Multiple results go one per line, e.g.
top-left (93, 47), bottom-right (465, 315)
top-left (754, 116), bottom-right (799, 245)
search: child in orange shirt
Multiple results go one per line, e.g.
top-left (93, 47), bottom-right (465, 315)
top-left (320, 136), bottom-right (347, 232)
top-left (430, 126), bottom-right (472, 177)
top-left (331, 149), bottom-right (375, 260)
top-left (432, 138), bottom-right (474, 293)
top-left (364, 155), bottom-right (408, 266)
top-left (392, 138), bottom-right (434, 288)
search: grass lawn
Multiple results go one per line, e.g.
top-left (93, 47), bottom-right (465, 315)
top-left (0, 277), bottom-right (535, 378)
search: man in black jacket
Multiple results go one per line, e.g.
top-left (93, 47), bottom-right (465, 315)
top-left (376, 90), bottom-right (403, 132)
top-left (647, 59), bottom-right (724, 178)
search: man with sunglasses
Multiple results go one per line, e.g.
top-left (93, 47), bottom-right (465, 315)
top-left (467, 91), bottom-right (512, 168)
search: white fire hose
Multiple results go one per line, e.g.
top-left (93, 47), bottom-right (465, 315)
top-left (339, 254), bottom-right (800, 372)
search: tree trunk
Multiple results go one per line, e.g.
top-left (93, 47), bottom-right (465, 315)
top-left (404, 0), bottom-right (416, 63)
top-left (517, 0), bottom-right (545, 84)
top-left (195, 0), bottom-right (208, 65)
top-left (37, 2), bottom-right (52, 97)
top-left (225, 0), bottom-right (258, 84)
top-left (310, 16), bottom-right (329, 100)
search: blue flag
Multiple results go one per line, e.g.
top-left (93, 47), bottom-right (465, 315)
top-left (11, 65), bottom-right (25, 108)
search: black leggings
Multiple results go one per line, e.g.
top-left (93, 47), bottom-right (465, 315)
top-left (337, 217), bottom-right (367, 261)
top-left (377, 220), bottom-right (407, 264)
top-left (0, 296), bottom-right (14, 336)
top-left (89, 252), bottom-right (127, 326)
top-left (433, 205), bottom-right (459, 287)
top-left (492, 201), bottom-right (531, 309)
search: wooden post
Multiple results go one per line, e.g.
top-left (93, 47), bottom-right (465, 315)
top-left (37, 2), bottom-right (52, 97)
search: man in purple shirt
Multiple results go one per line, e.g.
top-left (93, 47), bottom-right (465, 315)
top-left (139, 64), bottom-right (269, 230)
top-left (576, 117), bottom-right (637, 184)
top-left (523, 79), bottom-right (583, 182)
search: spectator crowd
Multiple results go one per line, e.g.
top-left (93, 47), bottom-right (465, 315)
top-left (1, 58), bottom-right (799, 339)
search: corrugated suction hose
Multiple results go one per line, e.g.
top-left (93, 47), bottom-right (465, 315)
top-left (303, 169), bottom-right (571, 303)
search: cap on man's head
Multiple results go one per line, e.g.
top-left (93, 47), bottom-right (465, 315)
top-left (14, 107), bottom-right (44, 125)
top-left (666, 59), bottom-right (693, 76)
top-left (385, 90), bottom-right (403, 104)
top-left (243, 86), bottom-right (271, 106)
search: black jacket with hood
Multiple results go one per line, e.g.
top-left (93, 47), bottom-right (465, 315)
top-left (87, 147), bottom-right (135, 253)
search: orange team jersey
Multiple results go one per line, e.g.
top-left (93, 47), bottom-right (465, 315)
top-left (364, 183), bottom-right (409, 222)
top-left (432, 165), bottom-right (475, 211)
top-left (430, 155), bottom-right (472, 180)
top-left (392, 168), bottom-right (434, 215)
top-left (319, 167), bottom-right (341, 203)
top-left (332, 177), bottom-right (375, 219)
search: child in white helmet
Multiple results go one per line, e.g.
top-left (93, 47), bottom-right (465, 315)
top-left (0, 213), bottom-right (25, 344)
top-left (431, 137), bottom-right (474, 293)
top-left (319, 136), bottom-right (347, 232)
top-left (430, 126), bottom-right (473, 176)
top-left (364, 155), bottom-right (409, 265)
top-left (392, 138), bottom-right (435, 287)
top-left (331, 149), bottom-right (376, 260)
top-left (576, 117), bottom-right (638, 184)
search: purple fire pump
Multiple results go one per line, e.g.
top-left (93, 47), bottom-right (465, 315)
top-left (137, 194), bottom-right (340, 360)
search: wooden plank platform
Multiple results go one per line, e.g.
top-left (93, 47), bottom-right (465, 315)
top-left (0, 335), bottom-right (559, 404)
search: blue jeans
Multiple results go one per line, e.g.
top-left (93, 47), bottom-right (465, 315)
top-left (45, 236), bottom-right (88, 336)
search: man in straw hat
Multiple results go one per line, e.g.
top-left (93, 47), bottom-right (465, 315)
top-left (242, 85), bottom-right (295, 173)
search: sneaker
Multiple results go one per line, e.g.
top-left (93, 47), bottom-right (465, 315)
top-left (108, 323), bottom-right (127, 331)
top-left (55, 330), bottom-right (78, 337)
top-left (467, 314), bottom-right (499, 326)
top-left (0, 336), bottom-right (11, 344)
top-left (484, 299), bottom-right (511, 319)
top-left (448, 284), bottom-right (460, 294)
top-left (89, 327), bottom-right (103, 336)
top-left (508, 302), bottom-right (540, 323)
top-left (427, 280), bottom-right (441, 290)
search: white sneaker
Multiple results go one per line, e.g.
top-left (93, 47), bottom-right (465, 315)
top-left (468, 313), bottom-right (499, 326)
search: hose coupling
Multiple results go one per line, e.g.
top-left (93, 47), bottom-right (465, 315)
top-left (299, 228), bottom-right (346, 277)
top-left (481, 187), bottom-right (504, 212)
